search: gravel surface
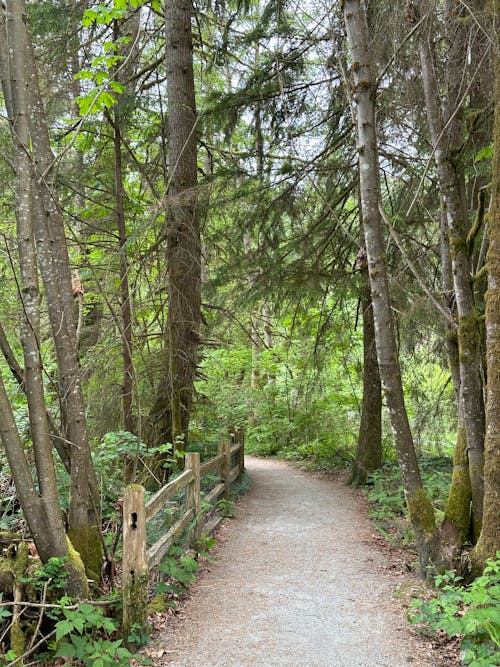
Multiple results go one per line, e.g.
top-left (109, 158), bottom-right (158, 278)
top-left (152, 456), bottom-right (440, 667)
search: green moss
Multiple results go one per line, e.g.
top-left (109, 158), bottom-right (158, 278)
top-left (458, 314), bottom-right (481, 363)
top-left (148, 593), bottom-right (168, 614)
top-left (68, 523), bottom-right (103, 585)
top-left (450, 236), bottom-right (467, 258)
top-left (86, 525), bottom-right (103, 584)
top-left (0, 558), bottom-right (15, 594)
top-left (122, 570), bottom-right (148, 638)
top-left (64, 536), bottom-right (89, 599)
top-left (10, 618), bottom-right (25, 657)
top-left (126, 483), bottom-right (145, 492)
top-left (407, 488), bottom-right (436, 536)
top-left (13, 542), bottom-right (29, 579)
top-left (0, 542), bottom-right (29, 595)
top-left (444, 427), bottom-right (472, 542)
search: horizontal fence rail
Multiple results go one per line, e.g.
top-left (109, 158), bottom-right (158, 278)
top-left (122, 432), bottom-right (245, 635)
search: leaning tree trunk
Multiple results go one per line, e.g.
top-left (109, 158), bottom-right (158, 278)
top-left (349, 243), bottom-right (382, 487)
top-left (0, 2), bottom-right (88, 597)
top-left (149, 0), bottom-right (201, 452)
top-left (2, 0), bottom-right (102, 579)
top-left (343, 0), bottom-right (438, 574)
top-left (471, 17), bottom-right (500, 572)
top-left (414, 0), bottom-right (485, 541)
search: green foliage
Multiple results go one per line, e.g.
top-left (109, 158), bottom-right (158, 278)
top-left (474, 145), bottom-right (493, 162)
top-left (155, 546), bottom-right (200, 596)
top-left (409, 556), bottom-right (500, 666)
top-left (217, 498), bottom-right (238, 518)
top-left (21, 556), bottom-right (69, 595)
top-left (365, 459), bottom-right (452, 544)
top-left (195, 533), bottom-right (216, 557)
top-left (0, 649), bottom-right (17, 665)
top-left (51, 602), bottom-right (151, 667)
top-left (0, 595), bottom-right (12, 624)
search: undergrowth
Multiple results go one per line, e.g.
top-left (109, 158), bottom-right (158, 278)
top-left (409, 556), bottom-right (500, 667)
top-left (365, 457), bottom-right (452, 547)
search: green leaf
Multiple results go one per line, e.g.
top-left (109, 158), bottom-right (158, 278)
top-left (54, 641), bottom-right (77, 658)
top-left (474, 145), bottom-right (493, 162)
top-left (100, 92), bottom-right (117, 109)
top-left (110, 80), bottom-right (126, 94)
top-left (56, 619), bottom-right (74, 642)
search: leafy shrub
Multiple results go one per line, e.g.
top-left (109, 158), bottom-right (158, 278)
top-left (409, 555), bottom-right (500, 667)
top-left (50, 602), bottom-right (149, 667)
top-left (155, 546), bottom-right (200, 596)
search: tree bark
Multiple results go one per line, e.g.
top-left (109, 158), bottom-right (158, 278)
top-left (1, 1), bottom-right (67, 562)
top-left (414, 0), bottom-right (485, 540)
top-left (112, 106), bottom-right (135, 451)
top-left (1, 0), bottom-right (101, 578)
top-left (471, 17), bottom-right (500, 571)
top-left (349, 244), bottom-right (382, 487)
top-left (0, 3), bottom-right (88, 596)
top-left (343, 0), bottom-right (437, 574)
top-left (150, 0), bottom-right (201, 452)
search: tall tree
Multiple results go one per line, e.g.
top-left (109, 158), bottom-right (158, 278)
top-left (0, 0), bottom-right (101, 579)
top-left (150, 0), bottom-right (201, 451)
top-left (472, 3), bottom-right (500, 571)
top-left (0, 0), bottom-right (89, 595)
top-left (414, 0), bottom-right (486, 540)
top-left (343, 0), bottom-right (437, 573)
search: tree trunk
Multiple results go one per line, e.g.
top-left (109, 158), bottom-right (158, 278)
top-left (349, 244), bottom-right (382, 487)
top-left (440, 201), bottom-right (473, 551)
top-left (414, 0), bottom-right (485, 540)
top-left (0, 2), bottom-right (88, 597)
top-left (112, 106), bottom-right (135, 481)
top-left (150, 0), bottom-right (201, 452)
top-left (471, 22), bottom-right (500, 571)
top-left (343, 0), bottom-right (437, 574)
top-left (1, 0), bottom-right (101, 579)
top-left (2, 0), bottom-right (67, 561)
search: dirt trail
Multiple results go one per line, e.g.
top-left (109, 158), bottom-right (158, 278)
top-left (153, 456), bottom-right (439, 667)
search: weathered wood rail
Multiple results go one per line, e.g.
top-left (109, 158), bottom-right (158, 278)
top-left (122, 432), bottom-right (245, 634)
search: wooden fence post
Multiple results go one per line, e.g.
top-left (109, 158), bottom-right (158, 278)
top-left (236, 428), bottom-right (245, 476)
top-left (223, 438), bottom-right (231, 499)
top-left (185, 452), bottom-right (201, 545)
top-left (122, 484), bottom-right (148, 637)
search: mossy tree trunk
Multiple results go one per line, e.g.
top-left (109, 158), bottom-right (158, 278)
top-left (440, 201), bottom-right (473, 552)
top-left (415, 0), bottom-right (485, 541)
top-left (0, 0), bottom-right (101, 581)
top-left (343, 0), bottom-right (438, 575)
top-left (471, 20), bottom-right (500, 572)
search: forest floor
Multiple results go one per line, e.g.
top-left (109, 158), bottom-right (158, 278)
top-left (145, 456), bottom-right (460, 667)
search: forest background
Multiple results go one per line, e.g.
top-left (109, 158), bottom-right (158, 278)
top-left (0, 0), bottom-right (499, 665)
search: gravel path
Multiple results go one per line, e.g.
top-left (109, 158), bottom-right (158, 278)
top-left (153, 456), bottom-right (438, 667)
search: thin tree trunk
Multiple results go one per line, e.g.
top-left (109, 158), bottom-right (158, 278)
top-left (349, 244), bottom-right (382, 487)
top-left (4, 0), bottom-right (66, 558)
top-left (440, 201), bottom-right (473, 549)
top-left (112, 106), bottom-right (135, 460)
top-left (0, 372), bottom-right (63, 562)
top-left (343, 0), bottom-right (437, 574)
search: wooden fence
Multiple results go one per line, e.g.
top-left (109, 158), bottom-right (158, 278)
top-left (122, 432), bottom-right (245, 635)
